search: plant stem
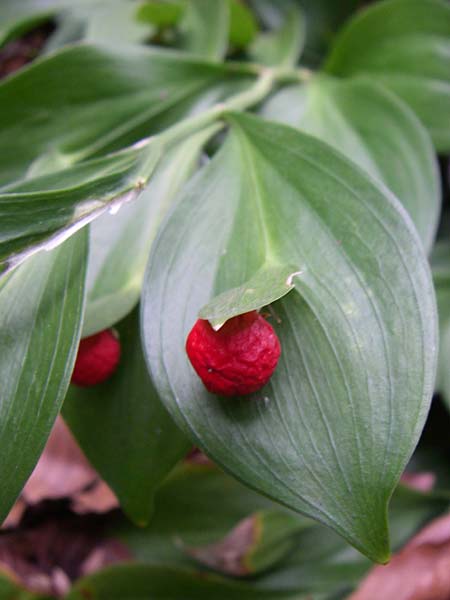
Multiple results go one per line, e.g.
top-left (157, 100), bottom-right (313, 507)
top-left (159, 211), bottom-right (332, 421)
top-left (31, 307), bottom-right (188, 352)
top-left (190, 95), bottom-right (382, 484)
top-left (137, 65), bottom-right (312, 179)
top-left (157, 68), bottom-right (276, 148)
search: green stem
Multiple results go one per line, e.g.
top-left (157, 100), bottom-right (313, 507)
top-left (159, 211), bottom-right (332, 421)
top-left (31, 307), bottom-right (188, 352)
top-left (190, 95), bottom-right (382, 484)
top-left (158, 68), bottom-right (276, 148)
top-left (137, 65), bottom-right (313, 180)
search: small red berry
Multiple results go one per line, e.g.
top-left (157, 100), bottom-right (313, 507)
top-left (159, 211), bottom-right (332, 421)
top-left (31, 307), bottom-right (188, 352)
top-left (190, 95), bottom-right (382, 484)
top-left (71, 329), bottom-right (121, 387)
top-left (186, 311), bottom-right (281, 397)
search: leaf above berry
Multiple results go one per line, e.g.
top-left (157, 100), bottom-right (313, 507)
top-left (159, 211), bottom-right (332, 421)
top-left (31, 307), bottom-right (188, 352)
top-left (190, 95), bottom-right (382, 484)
top-left (141, 113), bottom-right (437, 562)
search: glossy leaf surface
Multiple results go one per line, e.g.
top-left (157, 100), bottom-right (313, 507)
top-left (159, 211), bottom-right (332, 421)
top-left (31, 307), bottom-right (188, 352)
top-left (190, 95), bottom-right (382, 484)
top-left (64, 308), bottom-right (189, 525)
top-left (325, 0), bottom-right (450, 152)
top-left (142, 113), bottom-right (437, 561)
top-left (262, 75), bottom-right (441, 253)
top-left (0, 231), bottom-right (87, 523)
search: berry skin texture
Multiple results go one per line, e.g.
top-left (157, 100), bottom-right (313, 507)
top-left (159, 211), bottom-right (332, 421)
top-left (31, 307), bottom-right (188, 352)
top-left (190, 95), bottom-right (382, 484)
top-left (71, 329), bottom-right (121, 387)
top-left (185, 311), bottom-right (281, 397)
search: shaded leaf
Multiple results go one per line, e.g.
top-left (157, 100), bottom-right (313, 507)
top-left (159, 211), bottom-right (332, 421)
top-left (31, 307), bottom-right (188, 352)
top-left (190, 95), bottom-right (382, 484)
top-left (180, 0), bottom-right (229, 60)
top-left (261, 75), bottom-right (441, 253)
top-left (113, 462), bottom-right (282, 565)
top-left (64, 308), bottom-right (189, 526)
top-left (83, 126), bottom-right (217, 336)
top-left (325, 0), bottom-right (450, 152)
top-left (141, 113), bottom-right (437, 561)
top-left (431, 240), bottom-right (450, 411)
top-left (249, 5), bottom-right (305, 68)
top-left (248, 0), bottom-right (359, 67)
top-left (0, 231), bottom-right (87, 524)
top-left (228, 0), bottom-right (258, 48)
top-left (66, 564), bottom-right (306, 600)
top-left (136, 0), bottom-right (184, 28)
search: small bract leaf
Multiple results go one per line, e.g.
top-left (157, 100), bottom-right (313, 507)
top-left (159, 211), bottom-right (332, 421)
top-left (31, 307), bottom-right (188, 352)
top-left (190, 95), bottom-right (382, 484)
top-left (199, 263), bottom-right (300, 328)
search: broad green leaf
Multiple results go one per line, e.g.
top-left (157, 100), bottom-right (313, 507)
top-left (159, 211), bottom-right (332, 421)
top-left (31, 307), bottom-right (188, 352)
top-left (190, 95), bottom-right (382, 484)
top-left (0, 43), bottom-right (253, 185)
top-left (0, 231), bottom-right (87, 523)
top-left (199, 263), bottom-right (300, 328)
top-left (141, 113), bottom-right (437, 562)
top-left (136, 0), bottom-right (185, 28)
top-left (249, 5), bottom-right (305, 68)
top-left (431, 240), bottom-right (450, 411)
top-left (63, 307), bottom-right (189, 525)
top-left (66, 564), bottom-right (308, 600)
top-left (261, 76), bottom-right (441, 254)
top-left (228, 0), bottom-right (258, 48)
top-left (0, 142), bottom-right (161, 277)
top-left (325, 0), bottom-right (450, 152)
top-left (83, 126), bottom-right (217, 336)
top-left (180, 0), bottom-right (229, 60)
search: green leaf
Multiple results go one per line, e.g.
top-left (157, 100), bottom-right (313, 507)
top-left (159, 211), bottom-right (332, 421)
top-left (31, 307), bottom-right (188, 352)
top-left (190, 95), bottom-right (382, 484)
top-left (249, 5), bottom-right (305, 68)
top-left (83, 126), bottom-right (217, 336)
top-left (0, 231), bottom-right (87, 523)
top-left (66, 564), bottom-right (307, 600)
top-left (229, 0), bottom-right (258, 48)
top-left (0, 142), bottom-right (161, 277)
top-left (141, 113), bottom-right (437, 562)
top-left (0, 43), bottom-right (252, 185)
top-left (136, 0), bottom-right (185, 28)
top-left (431, 240), bottom-right (450, 411)
top-left (180, 0), bottom-right (229, 60)
top-left (63, 307), bottom-right (189, 525)
top-left (325, 0), bottom-right (450, 152)
top-left (199, 263), bottom-right (300, 328)
top-left (261, 75), bottom-right (441, 254)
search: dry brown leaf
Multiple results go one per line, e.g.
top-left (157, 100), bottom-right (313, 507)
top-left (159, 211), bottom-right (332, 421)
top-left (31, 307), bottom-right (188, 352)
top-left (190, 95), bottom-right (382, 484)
top-left (186, 515), bottom-right (257, 576)
top-left (72, 481), bottom-right (119, 515)
top-left (0, 516), bottom-right (131, 597)
top-left (350, 513), bottom-right (450, 600)
top-left (23, 418), bottom-right (97, 505)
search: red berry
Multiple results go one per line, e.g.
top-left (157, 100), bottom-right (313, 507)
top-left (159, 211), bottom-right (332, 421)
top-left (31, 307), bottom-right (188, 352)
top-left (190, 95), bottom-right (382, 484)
top-left (185, 311), bottom-right (281, 397)
top-left (71, 329), bottom-right (121, 387)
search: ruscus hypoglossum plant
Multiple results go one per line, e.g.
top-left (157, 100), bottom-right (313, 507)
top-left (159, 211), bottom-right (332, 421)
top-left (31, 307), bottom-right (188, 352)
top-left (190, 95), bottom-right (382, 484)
top-left (0, 0), bottom-right (450, 597)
